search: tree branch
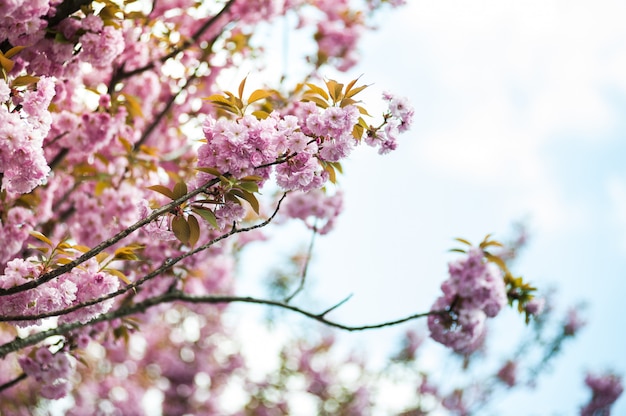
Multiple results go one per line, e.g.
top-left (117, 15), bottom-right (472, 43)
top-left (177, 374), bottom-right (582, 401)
top-left (47, 0), bottom-right (94, 28)
top-left (284, 226), bottom-right (317, 303)
top-left (0, 373), bottom-right (27, 393)
top-left (0, 289), bottom-right (439, 359)
top-left (110, 0), bottom-right (237, 85)
top-left (0, 177), bottom-right (220, 297)
top-left (0, 193), bottom-right (288, 322)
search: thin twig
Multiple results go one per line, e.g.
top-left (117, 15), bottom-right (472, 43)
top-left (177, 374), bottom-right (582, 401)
top-left (0, 193), bottom-right (288, 322)
top-left (0, 177), bottom-right (220, 297)
top-left (110, 0), bottom-right (237, 85)
top-left (0, 289), bottom-right (439, 358)
top-left (317, 294), bottom-right (353, 318)
top-left (0, 373), bottom-right (27, 393)
top-left (284, 226), bottom-right (318, 303)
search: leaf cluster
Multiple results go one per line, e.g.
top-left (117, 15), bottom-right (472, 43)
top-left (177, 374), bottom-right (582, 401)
top-left (147, 172), bottom-right (262, 247)
top-left (28, 232), bottom-right (143, 286)
top-left (205, 76), bottom-right (272, 118)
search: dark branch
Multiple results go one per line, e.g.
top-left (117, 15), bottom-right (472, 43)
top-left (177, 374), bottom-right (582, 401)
top-left (0, 373), bottom-right (27, 393)
top-left (317, 294), bottom-right (353, 318)
top-left (0, 193), bottom-right (288, 323)
top-left (47, 0), bottom-right (94, 28)
top-left (0, 289), bottom-right (439, 359)
top-left (284, 226), bottom-right (317, 303)
top-left (110, 0), bottom-right (237, 84)
top-left (0, 177), bottom-right (220, 297)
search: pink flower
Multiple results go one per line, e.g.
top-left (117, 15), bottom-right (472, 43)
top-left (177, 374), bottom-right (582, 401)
top-left (497, 360), bottom-right (518, 387)
top-left (564, 308), bottom-right (586, 336)
top-left (581, 372), bottom-right (623, 416)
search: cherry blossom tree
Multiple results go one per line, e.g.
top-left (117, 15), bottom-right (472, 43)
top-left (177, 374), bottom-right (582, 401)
top-left (0, 0), bottom-right (622, 414)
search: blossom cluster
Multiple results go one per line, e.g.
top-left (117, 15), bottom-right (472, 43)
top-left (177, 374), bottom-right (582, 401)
top-left (18, 347), bottom-right (76, 400)
top-left (0, 0), bottom-right (50, 47)
top-left (364, 92), bottom-right (415, 154)
top-left (581, 372), bottom-right (623, 416)
top-left (197, 102), bottom-right (362, 193)
top-left (281, 189), bottom-right (343, 235)
top-left (0, 77), bottom-right (55, 194)
top-left (0, 257), bottom-right (119, 327)
top-left (428, 248), bottom-right (507, 353)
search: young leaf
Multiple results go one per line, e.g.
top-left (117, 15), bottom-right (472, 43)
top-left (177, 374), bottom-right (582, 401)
top-left (107, 269), bottom-right (132, 285)
top-left (172, 181), bottom-right (188, 200)
top-left (238, 76), bottom-right (247, 99)
top-left (187, 214), bottom-right (200, 248)
top-left (29, 231), bottom-right (53, 246)
top-left (454, 237), bottom-right (473, 246)
top-left (113, 246), bottom-right (140, 261)
top-left (171, 215), bottom-right (191, 245)
top-left (229, 189), bottom-right (260, 214)
top-left (305, 83), bottom-right (329, 100)
top-left (322, 163), bottom-right (337, 184)
top-left (248, 89), bottom-right (271, 104)
top-left (345, 84), bottom-right (368, 99)
top-left (55, 257), bottom-right (73, 265)
top-left (196, 166), bottom-right (224, 178)
top-left (0, 53), bottom-right (15, 73)
top-left (252, 110), bottom-right (271, 119)
top-left (303, 95), bottom-right (329, 109)
top-left (4, 45), bottom-right (26, 59)
top-left (11, 75), bottom-right (40, 88)
top-left (147, 185), bottom-right (175, 200)
top-left (325, 79), bottom-right (344, 103)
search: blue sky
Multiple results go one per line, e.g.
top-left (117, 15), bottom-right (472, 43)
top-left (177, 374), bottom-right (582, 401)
top-left (303, 0), bottom-right (626, 413)
top-left (233, 0), bottom-right (626, 414)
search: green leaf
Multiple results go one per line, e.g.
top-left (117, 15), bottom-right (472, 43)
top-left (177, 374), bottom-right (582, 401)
top-left (192, 207), bottom-right (219, 229)
top-left (147, 185), bottom-right (175, 200)
top-left (171, 215), bottom-right (190, 245)
top-left (229, 189), bottom-right (260, 214)
top-left (241, 175), bottom-right (263, 182)
top-left (187, 214), bottom-right (200, 248)
top-left (236, 181), bottom-right (259, 193)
